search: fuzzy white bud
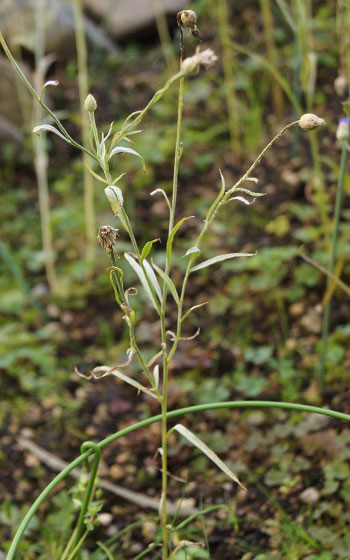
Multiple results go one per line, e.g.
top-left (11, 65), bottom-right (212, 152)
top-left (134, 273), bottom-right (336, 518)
top-left (298, 113), bottom-right (325, 131)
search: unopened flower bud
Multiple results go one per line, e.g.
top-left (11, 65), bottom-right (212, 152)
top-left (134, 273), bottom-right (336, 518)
top-left (182, 47), bottom-right (218, 75)
top-left (84, 93), bottom-right (97, 113)
top-left (334, 74), bottom-right (348, 97)
top-left (98, 225), bottom-right (118, 251)
top-left (336, 118), bottom-right (350, 141)
top-left (298, 113), bottom-right (325, 131)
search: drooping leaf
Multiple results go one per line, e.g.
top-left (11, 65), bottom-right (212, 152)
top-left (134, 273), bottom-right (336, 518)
top-left (150, 189), bottom-right (171, 212)
top-left (226, 196), bottom-right (255, 205)
top-left (184, 247), bottom-right (201, 258)
top-left (110, 369), bottom-right (157, 399)
top-left (191, 252), bottom-right (255, 272)
top-left (235, 187), bottom-right (265, 197)
top-left (109, 146), bottom-right (146, 171)
top-left (152, 262), bottom-right (180, 305)
top-left (173, 424), bottom-right (245, 489)
top-left (33, 124), bottom-right (70, 143)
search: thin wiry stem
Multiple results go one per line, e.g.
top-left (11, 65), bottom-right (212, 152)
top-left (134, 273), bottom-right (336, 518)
top-left (0, 31), bottom-right (97, 161)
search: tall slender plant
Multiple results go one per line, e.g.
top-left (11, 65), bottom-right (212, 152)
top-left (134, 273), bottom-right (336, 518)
top-left (0, 11), bottom-right (326, 558)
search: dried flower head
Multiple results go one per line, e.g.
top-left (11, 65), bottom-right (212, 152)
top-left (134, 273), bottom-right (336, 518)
top-left (182, 47), bottom-right (218, 75)
top-left (336, 118), bottom-right (350, 141)
top-left (177, 9), bottom-right (203, 41)
top-left (98, 225), bottom-right (118, 251)
top-left (298, 113), bottom-right (325, 131)
top-left (84, 93), bottom-right (97, 113)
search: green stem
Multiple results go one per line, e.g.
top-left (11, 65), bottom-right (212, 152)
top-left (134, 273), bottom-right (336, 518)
top-left (0, 31), bottom-right (97, 161)
top-left (71, 442), bottom-right (101, 551)
top-left (319, 142), bottom-right (348, 382)
top-left (161, 53), bottom-right (185, 560)
top-left (7, 400), bottom-right (350, 560)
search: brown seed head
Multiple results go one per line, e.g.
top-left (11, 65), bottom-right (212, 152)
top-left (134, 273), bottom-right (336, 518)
top-left (177, 9), bottom-right (203, 41)
top-left (98, 225), bottom-right (119, 251)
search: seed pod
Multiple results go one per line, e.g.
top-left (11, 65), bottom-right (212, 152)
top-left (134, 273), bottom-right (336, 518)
top-left (98, 225), bottom-right (119, 251)
top-left (298, 113), bottom-right (325, 131)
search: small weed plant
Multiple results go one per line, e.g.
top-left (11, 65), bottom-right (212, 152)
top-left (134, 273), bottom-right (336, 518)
top-left (2, 10), bottom-right (348, 560)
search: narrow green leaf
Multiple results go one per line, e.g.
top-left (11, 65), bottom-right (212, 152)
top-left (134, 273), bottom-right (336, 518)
top-left (109, 146), bottom-right (146, 171)
top-left (226, 196), bottom-right (255, 206)
top-left (85, 161), bottom-right (109, 184)
top-left (153, 365), bottom-right (159, 388)
top-left (173, 424), bottom-right (245, 489)
top-left (150, 189), bottom-right (171, 212)
top-left (235, 187), bottom-right (265, 197)
top-left (33, 124), bottom-right (70, 143)
top-left (167, 216), bottom-right (194, 264)
top-left (112, 173), bottom-right (126, 185)
top-left (181, 302), bottom-right (208, 323)
top-left (152, 262), bottom-right (180, 305)
top-left (105, 186), bottom-right (124, 214)
top-left (140, 239), bottom-right (160, 263)
top-left (143, 259), bottom-right (162, 303)
top-left (110, 370), bottom-right (157, 399)
top-left (184, 247), bottom-right (201, 258)
top-left (124, 253), bottom-right (158, 310)
top-left (191, 252), bottom-right (254, 272)
top-left (206, 169), bottom-right (226, 221)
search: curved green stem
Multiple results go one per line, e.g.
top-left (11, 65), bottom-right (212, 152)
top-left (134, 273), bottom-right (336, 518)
top-left (7, 400), bottom-right (350, 560)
